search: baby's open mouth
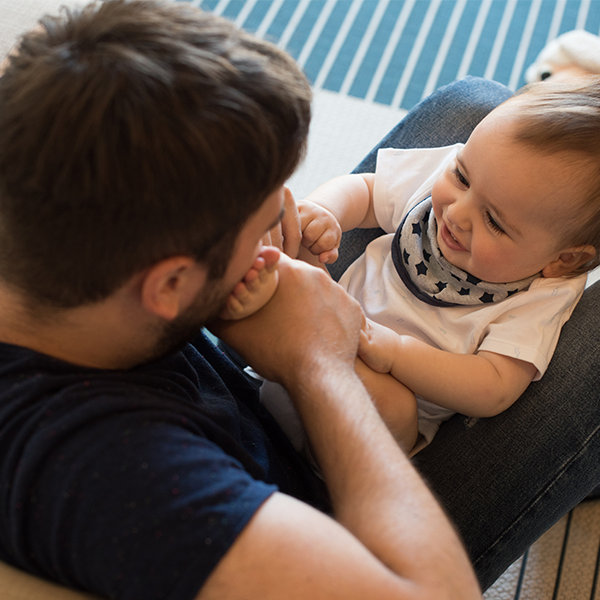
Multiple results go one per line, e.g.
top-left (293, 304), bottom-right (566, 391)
top-left (440, 221), bottom-right (467, 252)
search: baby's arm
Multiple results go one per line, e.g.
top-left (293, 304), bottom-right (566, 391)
top-left (297, 174), bottom-right (378, 264)
top-left (359, 319), bottom-right (537, 417)
top-left (220, 247), bottom-right (280, 321)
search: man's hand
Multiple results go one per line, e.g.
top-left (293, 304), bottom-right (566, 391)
top-left (262, 187), bottom-right (303, 258)
top-left (211, 253), bottom-right (363, 389)
top-left (297, 199), bottom-right (342, 264)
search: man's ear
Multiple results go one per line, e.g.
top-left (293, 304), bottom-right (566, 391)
top-left (542, 245), bottom-right (596, 278)
top-left (140, 256), bottom-right (208, 320)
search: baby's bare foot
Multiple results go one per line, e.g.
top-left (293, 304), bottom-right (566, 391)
top-left (220, 248), bottom-right (279, 320)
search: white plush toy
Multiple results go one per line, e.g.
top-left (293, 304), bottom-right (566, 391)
top-left (525, 29), bottom-right (600, 83)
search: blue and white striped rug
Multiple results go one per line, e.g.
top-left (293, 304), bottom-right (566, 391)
top-left (183, 0), bottom-right (600, 110)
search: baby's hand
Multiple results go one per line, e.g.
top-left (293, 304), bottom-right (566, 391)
top-left (297, 199), bottom-right (342, 264)
top-left (220, 247), bottom-right (280, 321)
top-left (358, 319), bottom-right (401, 374)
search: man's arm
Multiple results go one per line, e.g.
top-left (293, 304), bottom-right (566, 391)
top-left (208, 255), bottom-right (481, 600)
top-left (359, 318), bottom-right (537, 417)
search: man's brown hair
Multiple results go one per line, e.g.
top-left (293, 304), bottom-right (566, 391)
top-left (0, 0), bottom-right (311, 308)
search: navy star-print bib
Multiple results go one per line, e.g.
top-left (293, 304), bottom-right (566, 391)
top-left (390, 197), bottom-right (538, 307)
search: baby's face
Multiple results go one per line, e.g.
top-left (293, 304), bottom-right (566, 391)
top-left (431, 103), bottom-right (582, 283)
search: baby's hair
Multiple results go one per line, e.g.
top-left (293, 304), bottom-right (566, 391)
top-left (509, 78), bottom-right (600, 275)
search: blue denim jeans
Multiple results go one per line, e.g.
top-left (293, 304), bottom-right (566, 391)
top-left (332, 76), bottom-right (600, 591)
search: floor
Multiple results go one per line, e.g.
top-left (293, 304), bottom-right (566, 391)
top-left (485, 500), bottom-right (600, 599)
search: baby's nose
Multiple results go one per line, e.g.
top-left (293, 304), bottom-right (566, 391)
top-left (447, 203), bottom-right (470, 231)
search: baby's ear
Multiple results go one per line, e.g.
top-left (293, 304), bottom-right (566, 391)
top-left (542, 245), bottom-right (596, 278)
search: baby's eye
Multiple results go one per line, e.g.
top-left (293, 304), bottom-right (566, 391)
top-left (484, 211), bottom-right (505, 235)
top-left (451, 167), bottom-right (469, 188)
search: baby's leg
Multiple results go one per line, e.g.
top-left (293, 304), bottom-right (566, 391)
top-left (220, 247), bottom-right (280, 320)
top-left (354, 357), bottom-right (418, 454)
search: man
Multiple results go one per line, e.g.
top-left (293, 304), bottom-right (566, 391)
top-left (0, 0), bottom-right (480, 598)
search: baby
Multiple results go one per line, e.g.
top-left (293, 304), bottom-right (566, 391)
top-left (222, 78), bottom-right (600, 455)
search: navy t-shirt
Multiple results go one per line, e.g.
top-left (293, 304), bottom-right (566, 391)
top-left (0, 332), bottom-right (328, 599)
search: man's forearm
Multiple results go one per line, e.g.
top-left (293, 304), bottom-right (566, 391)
top-left (290, 362), bottom-right (481, 599)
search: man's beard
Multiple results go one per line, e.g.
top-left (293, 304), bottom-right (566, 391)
top-left (147, 278), bottom-right (232, 362)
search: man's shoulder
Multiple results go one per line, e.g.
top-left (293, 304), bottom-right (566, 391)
top-left (0, 336), bottom-right (258, 454)
top-left (0, 338), bottom-right (279, 600)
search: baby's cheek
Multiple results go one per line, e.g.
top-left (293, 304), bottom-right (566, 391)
top-left (473, 245), bottom-right (506, 282)
top-left (430, 176), bottom-right (450, 214)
